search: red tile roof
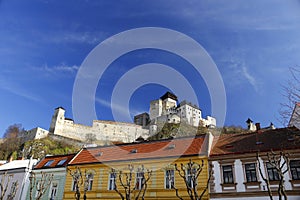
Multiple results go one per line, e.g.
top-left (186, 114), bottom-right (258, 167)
top-left (34, 154), bottom-right (76, 169)
top-left (210, 127), bottom-right (300, 156)
top-left (69, 135), bottom-right (207, 165)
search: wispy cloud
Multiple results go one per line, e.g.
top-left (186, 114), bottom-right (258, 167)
top-left (223, 55), bottom-right (261, 93)
top-left (32, 63), bottom-right (79, 76)
top-left (0, 74), bottom-right (41, 102)
top-left (95, 98), bottom-right (145, 119)
top-left (241, 66), bottom-right (258, 91)
top-left (46, 31), bottom-right (107, 45)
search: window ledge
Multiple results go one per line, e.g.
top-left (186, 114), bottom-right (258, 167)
top-left (221, 183), bottom-right (237, 186)
top-left (243, 181), bottom-right (261, 185)
top-left (290, 179), bottom-right (300, 183)
top-left (268, 180), bottom-right (280, 184)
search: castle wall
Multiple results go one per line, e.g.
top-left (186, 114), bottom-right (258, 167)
top-left (50, 110), bottom-right (149, 143)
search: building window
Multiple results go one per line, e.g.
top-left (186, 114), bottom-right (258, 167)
top-left (135, 172), bottom-right (144, 190)
top-left (165, 169), bottom-right (174, 189)
top-left (245, 163), bottom-right (257, 182)
top-left (108, 172), bottom-right (116, 190)
top-left (50, 182), bottom-right (58, 200)
top-left (8, 181), bottom-right (18, 199)
top-left (72, 179), bottom-right (77, 191)
top-left (266, 163), bottom-right (280, 181)
top-left (56, 159), bottom-right (67, 166)
top-left (290, 160), bottom-right (300, 180)
top-left (222, 165), bottom-right (234, 184)
top-left (35, 181), bottom-right (41, 198)
top-left (44, 160), bottom-right (54, 167)
top-left (186, 168), bottom-right (197, 188)
top-left (86, 173), bottom-right (94, 191)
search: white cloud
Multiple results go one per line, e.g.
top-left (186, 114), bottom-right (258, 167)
top-left (31, 63), bottom-right (80, 77)
top-left (95, 98), bottom-right (145, 119)
top-left (241, 66), bottom-right (259, 91)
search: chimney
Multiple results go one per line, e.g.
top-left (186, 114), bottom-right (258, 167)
top-left (255, 123), bottom-right (261, 130)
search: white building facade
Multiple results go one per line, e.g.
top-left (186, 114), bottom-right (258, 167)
top-left (0, 159), bottom-right (37, 200)
top-left (209, 128), bottom-right (300, 200)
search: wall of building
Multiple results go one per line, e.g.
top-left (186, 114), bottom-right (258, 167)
top-left (26, 168), bottom-right (67, 200)
top-left (0, 159), bottom-right (37, 200)
top-left (64, 156), bottom-right (210, 200)
top-left (210, 154), bottom-right (299, 200)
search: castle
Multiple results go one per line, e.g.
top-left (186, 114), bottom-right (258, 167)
top-left (22, 92), bottom-right (216, 143)
top-left (146, 92), bottom-right (216, 134)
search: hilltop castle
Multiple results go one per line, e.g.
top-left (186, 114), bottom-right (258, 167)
top-left (145, 92), bottom-right (216, 134)
top-left (22, 92), bottom-right (216, 143)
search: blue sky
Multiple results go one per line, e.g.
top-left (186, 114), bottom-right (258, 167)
top-left (1, 0), bottom-right (300, 137)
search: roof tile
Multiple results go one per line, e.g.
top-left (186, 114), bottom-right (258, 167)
top-left (70, 135), bottom-right (207, 165)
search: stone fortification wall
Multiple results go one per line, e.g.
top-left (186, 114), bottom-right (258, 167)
top-left (53, 117), bottom-right (149, 143)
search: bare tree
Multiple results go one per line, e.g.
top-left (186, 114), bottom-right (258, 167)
top-left (112, 164), bottom-right (152, 200)
top-left (172, 159), bottom-right (211, 200)
top-left (0, 172), bottom-right (17, 200)
top-left (85, 133), bottom-right (97, 144)
top-left (83, 170), bottom-right (95, 200)
top-left (0, 124), bottom-right (24, 160)
top-left (256, 151), bottom-right (290, 200)
top-left (7, 181), bottom-right (18, 200)
top-left (280, 67), bottom-right (300, 127)
top-left (68, 166), bottom-right (83, 200)
top-left (29, 171), bottom-right (53, 200)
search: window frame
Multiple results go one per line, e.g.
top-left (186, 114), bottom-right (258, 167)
top-left (290, 160), bottom-right (300, 180)
top-left (108, 172), bottom-right (116, 191)
top-left (72, 179), bottom-right (78, 191)
top-left (222, 165), bottom-right (234, 184)
top-left (244, 163), bottom-right (258, 182)
top-left (56, 159), bottom-right (67, 166)
top-left (49, 181), bottom-right (58, 199)
top-left (266, 162), bottom-right (280, 181)
top-left (135, 172), bottom-right (145, 190)
top-left (165, 169), bottom-right (175, 189)
top-left (186, 168), bottom-right (197, 188)
top-left (44, 160), bottom-right (54, 167)
top-left (86, 173), bottom-right (94, 191)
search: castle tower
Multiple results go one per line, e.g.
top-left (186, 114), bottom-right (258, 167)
top-left (160, 92), bottom-right (177, 115)
top-left (149, 92), bottom-right (178, 120)
top-left (149, 99), bottom-right (163, 120)
top-left (49, 107), bottom-right (65, 135)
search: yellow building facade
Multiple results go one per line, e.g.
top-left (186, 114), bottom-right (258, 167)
top-left (64, 135), bottom-right (211, 200)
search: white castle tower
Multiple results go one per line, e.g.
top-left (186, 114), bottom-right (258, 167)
top-left (49, 107), bottom-right (66, 135)
top-left (150, 92), bottom-right (178, 120)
